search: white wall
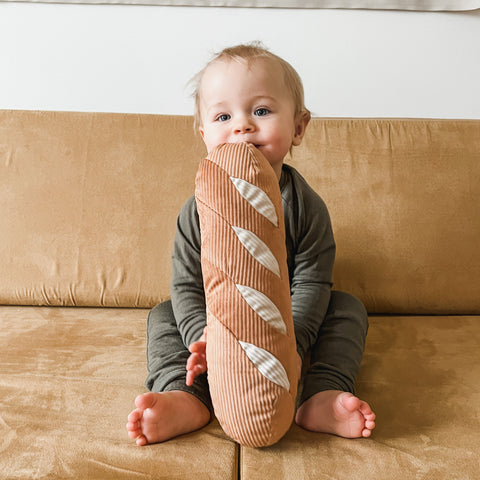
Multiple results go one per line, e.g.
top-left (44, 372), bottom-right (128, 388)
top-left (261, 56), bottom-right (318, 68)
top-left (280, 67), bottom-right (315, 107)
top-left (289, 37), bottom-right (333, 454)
top-left (1, 3), bottom-right (479, 118)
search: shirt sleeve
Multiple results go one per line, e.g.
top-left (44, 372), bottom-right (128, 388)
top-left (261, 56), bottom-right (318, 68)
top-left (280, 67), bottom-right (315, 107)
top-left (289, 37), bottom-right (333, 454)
top-left (170, 196), bottom-right (207, 348)
top-left (289, 177), bottom-right (336, 362)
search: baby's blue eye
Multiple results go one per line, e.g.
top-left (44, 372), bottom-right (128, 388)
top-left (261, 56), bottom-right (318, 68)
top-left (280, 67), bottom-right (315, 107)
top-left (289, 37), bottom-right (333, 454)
top-left (216, 114), bottom-right (230, 122)
top-left (255, 108), bottom-right (270, 117)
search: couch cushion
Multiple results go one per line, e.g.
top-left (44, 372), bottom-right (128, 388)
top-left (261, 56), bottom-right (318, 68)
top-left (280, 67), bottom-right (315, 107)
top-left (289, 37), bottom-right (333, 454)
top-left (0, 306), bottom-right (238, 480)
top-left (1, 311), bottom-right (478, 479)
top-left (240, 315), bottom-right (480, 479)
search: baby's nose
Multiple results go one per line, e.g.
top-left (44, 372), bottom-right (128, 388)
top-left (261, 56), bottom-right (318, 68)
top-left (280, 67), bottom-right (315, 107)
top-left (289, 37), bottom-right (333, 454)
top-left (233, 118), bottom-right (255, 134)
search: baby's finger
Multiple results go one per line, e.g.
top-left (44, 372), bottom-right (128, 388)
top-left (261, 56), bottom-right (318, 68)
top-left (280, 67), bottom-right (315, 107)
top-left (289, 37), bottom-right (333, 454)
top-left (186, 370), bottom-right (195, 386)
top-left (196, 362), bottom-right (207, 374)
top-left (189, 340), bottom-right (207, 354)
top-left (187, 353), bottom-right (207, 372)
top-left (186, 364), bottom-right (207, 386)
top-left (186, 352), bottom-right (201, 369)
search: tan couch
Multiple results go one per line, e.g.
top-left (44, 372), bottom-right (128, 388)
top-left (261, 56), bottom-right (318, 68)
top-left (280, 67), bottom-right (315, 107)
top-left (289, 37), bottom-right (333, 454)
top-left (1, 110), bottom-right (479, 480)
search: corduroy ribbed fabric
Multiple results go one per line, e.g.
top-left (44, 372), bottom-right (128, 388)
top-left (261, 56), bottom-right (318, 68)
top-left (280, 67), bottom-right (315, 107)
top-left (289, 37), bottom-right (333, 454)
top-left (195, 143), bottom-right (298, 447)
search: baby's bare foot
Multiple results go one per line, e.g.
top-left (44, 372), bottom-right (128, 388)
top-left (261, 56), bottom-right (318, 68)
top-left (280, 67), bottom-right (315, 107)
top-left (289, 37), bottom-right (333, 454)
top-left (126, 391), bottom-right (210, 446)
top-left (295, 390), bottom-right (376, 438)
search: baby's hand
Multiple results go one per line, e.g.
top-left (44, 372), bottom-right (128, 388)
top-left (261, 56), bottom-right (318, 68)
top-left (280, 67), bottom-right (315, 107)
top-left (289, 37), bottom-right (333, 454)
top-left (186, 328), bottom-right (207, 386)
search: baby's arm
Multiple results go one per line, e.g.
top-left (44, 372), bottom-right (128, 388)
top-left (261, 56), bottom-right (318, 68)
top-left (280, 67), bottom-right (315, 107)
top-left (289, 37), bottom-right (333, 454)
top-left (170, 196), bottom-right (207, 349)
top-left (289, 179), bottom-right (336, 362)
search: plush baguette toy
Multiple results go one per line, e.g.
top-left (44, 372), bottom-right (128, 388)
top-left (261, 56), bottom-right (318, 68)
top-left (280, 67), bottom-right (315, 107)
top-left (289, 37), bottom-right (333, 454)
top-left (195, 142), bottom-right (298, 447)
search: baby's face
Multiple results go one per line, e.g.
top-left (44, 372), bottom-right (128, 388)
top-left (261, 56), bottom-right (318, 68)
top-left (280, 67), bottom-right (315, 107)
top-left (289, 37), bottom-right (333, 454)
top-left (199, 58), bottom-right (306, 178)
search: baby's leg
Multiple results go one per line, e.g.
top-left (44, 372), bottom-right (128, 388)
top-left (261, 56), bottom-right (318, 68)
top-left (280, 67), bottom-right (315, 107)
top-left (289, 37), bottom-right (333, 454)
top-left (126, 301), bottom-right (211, 445)
top-left (295, 291), bottom-right (375, 438)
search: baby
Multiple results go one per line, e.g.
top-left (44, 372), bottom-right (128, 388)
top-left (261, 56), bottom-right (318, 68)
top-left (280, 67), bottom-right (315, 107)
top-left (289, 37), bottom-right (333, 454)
top-left (127, 43), bottom-right (375, 445)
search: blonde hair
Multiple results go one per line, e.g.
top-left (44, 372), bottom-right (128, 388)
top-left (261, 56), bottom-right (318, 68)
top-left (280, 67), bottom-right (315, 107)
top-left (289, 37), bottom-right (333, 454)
top-left (191, 42), bottom-right (310, 131)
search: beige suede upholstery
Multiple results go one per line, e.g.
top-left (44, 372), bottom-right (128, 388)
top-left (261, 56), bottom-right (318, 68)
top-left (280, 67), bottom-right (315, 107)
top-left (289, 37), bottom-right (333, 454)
top-left (0, 306), bottom-right (237, 479)
top-left (1, 110), bottom-right (479, 479)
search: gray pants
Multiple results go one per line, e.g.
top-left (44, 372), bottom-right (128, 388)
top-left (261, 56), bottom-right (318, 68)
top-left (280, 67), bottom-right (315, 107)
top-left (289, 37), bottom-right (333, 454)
top-left (145, 291), bottom-right (368, 414)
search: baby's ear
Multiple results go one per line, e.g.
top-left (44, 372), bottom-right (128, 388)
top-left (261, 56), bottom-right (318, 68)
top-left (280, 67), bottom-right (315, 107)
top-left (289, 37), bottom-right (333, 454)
top-left (292, 110), bottom-right (311, 146)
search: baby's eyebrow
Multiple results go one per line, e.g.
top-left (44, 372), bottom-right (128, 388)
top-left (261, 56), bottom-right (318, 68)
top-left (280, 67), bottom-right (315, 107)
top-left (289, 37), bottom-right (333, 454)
top-left (206, 102), bottom-right (229, 116)
top-left (251, 95), bottom-right (277, 104)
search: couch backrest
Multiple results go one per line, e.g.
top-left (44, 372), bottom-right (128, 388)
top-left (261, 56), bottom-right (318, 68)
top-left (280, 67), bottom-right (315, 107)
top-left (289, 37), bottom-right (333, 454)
top-left (1, 110), bottom-right (479, 314)
top-left (0, 111), bottom-right (203, 308)
top-left (289, 118), bottom-right (480, 314)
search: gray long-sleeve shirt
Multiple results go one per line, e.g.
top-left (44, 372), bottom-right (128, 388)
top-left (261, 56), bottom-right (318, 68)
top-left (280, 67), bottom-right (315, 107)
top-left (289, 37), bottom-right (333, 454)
top-left (170, 163), bottom-right (335, 361)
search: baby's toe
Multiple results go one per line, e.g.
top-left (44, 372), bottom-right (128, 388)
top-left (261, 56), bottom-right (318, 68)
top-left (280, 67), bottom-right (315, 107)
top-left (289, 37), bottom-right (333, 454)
top-left (365, 422), bottom-right (375, 431)
top-left (366, 412), bottom-right (376, 420)
top-left (361, 428), bottom-right (372, 438)
top-left (127, 409), bottom-right (142, 424)
top-left (127, 421), bottom-right (142, 438)
top-left (359, 401), bottom-right (374, 416)
top-left (341, 393), bottom-right (361, 412)
top-left (135, 392), bottom-right (158, 410)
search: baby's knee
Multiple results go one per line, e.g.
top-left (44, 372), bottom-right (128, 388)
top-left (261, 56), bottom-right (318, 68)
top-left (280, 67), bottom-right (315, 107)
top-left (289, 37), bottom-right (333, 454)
top-left (330, 290), bottom-right (369, 333)
top-left (148, 300), bottom-right (174, 326)
top-left (150, 299), bottom-right (173, 316)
